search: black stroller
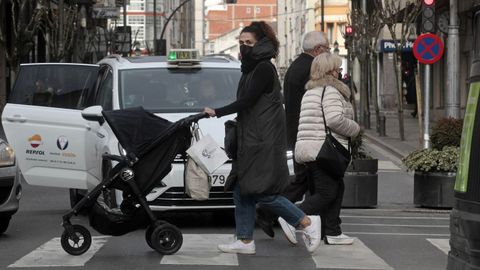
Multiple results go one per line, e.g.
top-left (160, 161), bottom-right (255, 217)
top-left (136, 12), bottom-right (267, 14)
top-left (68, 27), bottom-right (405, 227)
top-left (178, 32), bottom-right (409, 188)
top-left (60, 107), bottom-right (207, 256)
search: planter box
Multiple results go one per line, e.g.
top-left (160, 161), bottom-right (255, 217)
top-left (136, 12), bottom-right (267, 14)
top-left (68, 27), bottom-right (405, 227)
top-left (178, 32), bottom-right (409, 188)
top-left (414, 172), bottom-right (455, 208)
top-left (347, 159), bottom-right (379, 173)
top-left (342, 159), bottom-right (378, 208)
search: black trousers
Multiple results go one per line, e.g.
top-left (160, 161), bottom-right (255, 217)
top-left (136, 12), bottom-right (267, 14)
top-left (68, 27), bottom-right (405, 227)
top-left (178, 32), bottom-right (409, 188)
top-left (257, 160), bottom-right (344, 237)
top-left (299, 162), bottom-right (344, 236)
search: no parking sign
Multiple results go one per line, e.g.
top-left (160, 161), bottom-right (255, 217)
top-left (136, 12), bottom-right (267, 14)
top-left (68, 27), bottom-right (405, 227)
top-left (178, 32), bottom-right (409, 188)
top-left (413, 33), bottom-right (444, 64)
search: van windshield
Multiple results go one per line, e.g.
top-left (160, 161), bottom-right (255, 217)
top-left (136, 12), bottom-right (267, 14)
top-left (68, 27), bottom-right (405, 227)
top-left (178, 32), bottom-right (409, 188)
top-left (119, 68), bottom-right (240, 113)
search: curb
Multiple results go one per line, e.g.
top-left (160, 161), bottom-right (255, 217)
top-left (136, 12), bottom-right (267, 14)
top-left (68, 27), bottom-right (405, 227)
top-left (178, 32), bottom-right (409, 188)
top-left (363, 132), bottom-right (407, 160)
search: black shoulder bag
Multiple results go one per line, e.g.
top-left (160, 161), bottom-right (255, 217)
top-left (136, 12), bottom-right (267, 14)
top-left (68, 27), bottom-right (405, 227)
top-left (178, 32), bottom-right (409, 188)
top-left (224, 120), bottom-right (237, 160)
top-left (315, 87), bottom-right (351, 179)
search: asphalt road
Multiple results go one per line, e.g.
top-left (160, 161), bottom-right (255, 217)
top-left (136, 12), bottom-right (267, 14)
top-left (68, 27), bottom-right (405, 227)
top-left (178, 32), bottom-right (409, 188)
top-left (0, 141), bottom-right (451, 270)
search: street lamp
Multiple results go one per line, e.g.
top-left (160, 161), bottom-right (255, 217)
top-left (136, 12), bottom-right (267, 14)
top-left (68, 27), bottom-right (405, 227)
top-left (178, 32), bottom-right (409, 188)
top-left (333, 41), bottom-right (339, 55)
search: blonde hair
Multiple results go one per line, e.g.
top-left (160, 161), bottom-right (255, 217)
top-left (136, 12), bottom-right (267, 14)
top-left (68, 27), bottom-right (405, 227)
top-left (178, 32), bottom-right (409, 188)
top-left (309, 52), bottom-right (342, 81)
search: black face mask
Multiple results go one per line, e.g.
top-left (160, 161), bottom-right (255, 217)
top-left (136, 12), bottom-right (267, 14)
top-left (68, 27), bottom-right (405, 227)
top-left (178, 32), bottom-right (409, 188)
top-left (240, 44), bottom-right (253, 60)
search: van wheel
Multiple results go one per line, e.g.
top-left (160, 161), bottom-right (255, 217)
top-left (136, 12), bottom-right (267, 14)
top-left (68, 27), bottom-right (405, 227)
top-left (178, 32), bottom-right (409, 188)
top-left (69, 189), bottom-right (85, 208)
top-left (0, 217), bottom-right (11, 234)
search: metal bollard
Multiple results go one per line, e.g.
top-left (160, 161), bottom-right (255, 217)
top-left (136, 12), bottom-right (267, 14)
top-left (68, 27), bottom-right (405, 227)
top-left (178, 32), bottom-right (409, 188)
top-left (378, 115), bottom-right (386, 137)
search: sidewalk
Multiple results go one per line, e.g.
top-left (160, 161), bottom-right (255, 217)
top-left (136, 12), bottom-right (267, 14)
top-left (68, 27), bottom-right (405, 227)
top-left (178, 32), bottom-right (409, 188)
top-left (363, 110), bottom-right (424, 160)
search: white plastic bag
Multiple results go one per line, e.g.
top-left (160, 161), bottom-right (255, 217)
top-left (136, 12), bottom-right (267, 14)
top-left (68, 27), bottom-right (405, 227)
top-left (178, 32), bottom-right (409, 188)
top-left (186, 133), bottom-right (229, 174)
top-left (184, 126), bottom-right (211, 200)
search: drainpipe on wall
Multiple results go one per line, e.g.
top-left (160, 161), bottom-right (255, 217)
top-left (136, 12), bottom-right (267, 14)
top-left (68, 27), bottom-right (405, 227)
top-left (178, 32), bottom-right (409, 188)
top-left (446, 0), bottom-right (460, 118)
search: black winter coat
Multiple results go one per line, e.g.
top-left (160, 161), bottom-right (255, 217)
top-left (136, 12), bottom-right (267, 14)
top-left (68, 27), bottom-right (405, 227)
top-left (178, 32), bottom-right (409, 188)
top-left (225, 39), bottom-right (289, 196)
top-left (283, 53), bottom-right (314, 150)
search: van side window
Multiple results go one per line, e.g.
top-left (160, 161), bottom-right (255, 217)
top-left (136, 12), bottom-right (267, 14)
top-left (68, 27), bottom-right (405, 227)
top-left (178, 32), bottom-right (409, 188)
top-left (9, 65), bottom-right (98, 109)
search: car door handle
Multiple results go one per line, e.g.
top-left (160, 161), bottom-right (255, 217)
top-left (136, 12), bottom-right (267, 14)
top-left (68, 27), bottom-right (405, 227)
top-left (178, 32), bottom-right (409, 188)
top-left (5, 115), bottom-right (27, 123)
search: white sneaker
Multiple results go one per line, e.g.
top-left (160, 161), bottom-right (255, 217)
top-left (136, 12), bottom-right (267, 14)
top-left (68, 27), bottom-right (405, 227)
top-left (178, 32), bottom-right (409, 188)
top-left (218, 240), bottom-right (256, 254)
top-left (278, 217), bottom-right (298, 245)
top-left (301, 215), bottom-right (321, 253)
top-left (325, 233), bottom-right (354, 245)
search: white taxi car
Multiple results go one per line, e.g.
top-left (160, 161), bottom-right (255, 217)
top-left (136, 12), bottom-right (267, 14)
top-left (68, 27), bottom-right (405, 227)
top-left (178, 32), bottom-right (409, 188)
top-left (2, 50), bottom-right (293, 211)
top-left (0, 136), bottom-right (20, 234)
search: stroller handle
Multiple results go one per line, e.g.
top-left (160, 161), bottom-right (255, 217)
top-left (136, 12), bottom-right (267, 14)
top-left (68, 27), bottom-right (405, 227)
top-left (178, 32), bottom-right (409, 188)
top-left (182, 112), bottom-right (209, 125)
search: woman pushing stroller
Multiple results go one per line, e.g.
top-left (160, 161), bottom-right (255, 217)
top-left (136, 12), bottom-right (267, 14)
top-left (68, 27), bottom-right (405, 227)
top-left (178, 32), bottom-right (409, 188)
top-left (203, 21), bottom-right (321, 254)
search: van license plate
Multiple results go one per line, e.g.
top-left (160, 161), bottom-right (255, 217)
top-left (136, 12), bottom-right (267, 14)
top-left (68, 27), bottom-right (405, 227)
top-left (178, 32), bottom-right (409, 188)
top-left (209, 174), bottom-right (227, 186)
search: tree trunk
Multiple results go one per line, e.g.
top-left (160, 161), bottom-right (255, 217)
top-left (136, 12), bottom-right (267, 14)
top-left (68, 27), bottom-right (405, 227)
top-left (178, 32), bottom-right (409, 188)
top-left (393, 51), bottom-right (405, 141)
top-left (362, 60), bottom-right (370, 129)
top-left (370, 52), bottom-right (380, 133)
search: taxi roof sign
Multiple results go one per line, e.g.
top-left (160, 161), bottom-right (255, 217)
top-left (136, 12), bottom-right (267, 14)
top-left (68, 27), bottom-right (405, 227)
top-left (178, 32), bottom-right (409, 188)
top-left (167, 49), bottom-right (201, 63)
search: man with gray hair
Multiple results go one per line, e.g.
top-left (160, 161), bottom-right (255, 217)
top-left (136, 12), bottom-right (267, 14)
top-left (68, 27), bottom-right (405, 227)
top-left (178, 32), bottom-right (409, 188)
top-left (256, 31), bottom-right (331, 238)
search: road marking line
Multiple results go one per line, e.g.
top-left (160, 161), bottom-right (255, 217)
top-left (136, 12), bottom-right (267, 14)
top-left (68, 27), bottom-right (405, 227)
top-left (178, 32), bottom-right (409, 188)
top-left (341, 215), bottom-right (449, 220)
top-left (160, 234), bottom-right (238, 266)
top-left (343, 223), bottom-right (448, 228)
top-left (8, 236), bottom-right (109, 268)
top-left (427, 238), bottom-right (450, 255)
top-left (312, 238), bottom-right (393, 269)
top-left (345, 232), bottom-right (450, 237)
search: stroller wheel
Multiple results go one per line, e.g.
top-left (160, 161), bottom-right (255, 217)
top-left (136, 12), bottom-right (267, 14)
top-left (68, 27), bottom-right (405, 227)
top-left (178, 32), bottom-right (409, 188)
top-left (61, 225), bottom-right (92, 256)
top-left (145, 221), bottom-right (167, 250)
top-left (150, 223), bottom-right (183, 255)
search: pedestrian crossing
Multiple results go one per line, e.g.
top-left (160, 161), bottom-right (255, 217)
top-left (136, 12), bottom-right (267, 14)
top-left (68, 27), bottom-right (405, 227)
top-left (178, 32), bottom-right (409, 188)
top-left (8, 236), bottom-right (109, 268)
top-left (7, 234), bottom-right (450, 269)
top-left (311, 239), bottom-right (393, 269)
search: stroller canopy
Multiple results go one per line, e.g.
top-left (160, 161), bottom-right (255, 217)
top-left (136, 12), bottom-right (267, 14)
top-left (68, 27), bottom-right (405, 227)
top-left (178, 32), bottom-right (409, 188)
top-left (102, 107), bottom-right (192, 195)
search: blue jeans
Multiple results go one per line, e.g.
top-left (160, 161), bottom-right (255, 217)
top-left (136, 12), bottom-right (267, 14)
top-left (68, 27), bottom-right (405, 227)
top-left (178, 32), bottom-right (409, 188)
top-left (233, 183), bottom-right (305, 240)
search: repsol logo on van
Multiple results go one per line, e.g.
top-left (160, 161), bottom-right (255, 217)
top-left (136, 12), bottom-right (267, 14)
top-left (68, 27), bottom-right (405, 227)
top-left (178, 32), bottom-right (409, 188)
top-left (26, 149), bottom-right (45, 155)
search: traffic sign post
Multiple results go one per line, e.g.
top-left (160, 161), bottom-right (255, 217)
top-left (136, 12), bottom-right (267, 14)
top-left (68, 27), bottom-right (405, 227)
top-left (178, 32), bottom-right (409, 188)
top-left (413, 33), bottom-right (444, 148)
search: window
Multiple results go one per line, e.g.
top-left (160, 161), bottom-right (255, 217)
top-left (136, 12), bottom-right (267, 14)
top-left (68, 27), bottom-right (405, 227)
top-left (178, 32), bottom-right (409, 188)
top-left (128, 15), bottom-right (145, 25)
top-left (95, 69), bottom-right (113, 111)
top-left (128, 3), bottom-right (144, 11)
top-left (255, 7), bottom-right (261, 14)
top-left (246, 7), bottom-right (251, 14)
top-left (9, 65), bottom-right (98, 109)
top-left (327, 23), bottom-right (334, 43)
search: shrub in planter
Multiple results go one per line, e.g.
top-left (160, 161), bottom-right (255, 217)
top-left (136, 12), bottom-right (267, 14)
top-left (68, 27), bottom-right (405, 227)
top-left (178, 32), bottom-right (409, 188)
top-left (430, 117), bottom-right (463, 150)
top-left (343, 131), bottom-right (378, 207)
top-left (403, 117), bottom-right (463, 208)
top-left (403, 146), bottom-right (459, 208)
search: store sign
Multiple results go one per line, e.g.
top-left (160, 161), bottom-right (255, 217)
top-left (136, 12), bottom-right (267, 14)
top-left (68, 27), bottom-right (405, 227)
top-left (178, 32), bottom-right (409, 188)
top-left (380, 40), bottom-right (415, 52)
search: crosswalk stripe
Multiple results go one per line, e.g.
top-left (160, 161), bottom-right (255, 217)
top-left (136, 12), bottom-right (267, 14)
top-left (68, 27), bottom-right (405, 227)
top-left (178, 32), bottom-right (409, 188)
top-left (160, 234), bottom-right (238, 266)
top-left (8, 236), bottom-right (109, 268)
top-left (427, 238), bottom-right (450, 255)
top-left (311, 238), bottom-right (393, 269)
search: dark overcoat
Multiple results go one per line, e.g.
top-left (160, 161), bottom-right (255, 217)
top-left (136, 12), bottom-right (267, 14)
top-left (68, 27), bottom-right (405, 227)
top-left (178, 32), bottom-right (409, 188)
top-left (228, 39), bottom-right (289, 196)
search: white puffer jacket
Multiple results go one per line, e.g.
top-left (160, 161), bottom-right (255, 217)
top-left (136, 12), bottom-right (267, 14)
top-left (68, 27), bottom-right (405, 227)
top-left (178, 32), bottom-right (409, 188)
top-left (295, 76), bottom-right (360, 164)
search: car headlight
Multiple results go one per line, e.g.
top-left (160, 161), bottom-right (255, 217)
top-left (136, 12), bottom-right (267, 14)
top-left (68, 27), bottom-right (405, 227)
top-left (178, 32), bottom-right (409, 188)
top-left (0, 141), bottom-right (15, 167)
top-left (118, 142), bottom-right (127, 157)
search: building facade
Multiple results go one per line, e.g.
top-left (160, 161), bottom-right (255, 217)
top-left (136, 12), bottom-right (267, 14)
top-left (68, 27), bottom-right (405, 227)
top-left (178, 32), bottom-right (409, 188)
top-left (206, 0), bottom-right (277, 40)
top-left (117, 0), bottom-right (195, 53)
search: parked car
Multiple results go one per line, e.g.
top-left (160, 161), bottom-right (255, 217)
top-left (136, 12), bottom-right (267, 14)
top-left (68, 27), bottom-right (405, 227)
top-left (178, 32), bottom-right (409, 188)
top-left (1, 50), bottom-right (294, 212)
top-left (0, 136), bottom-right (21, 234)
